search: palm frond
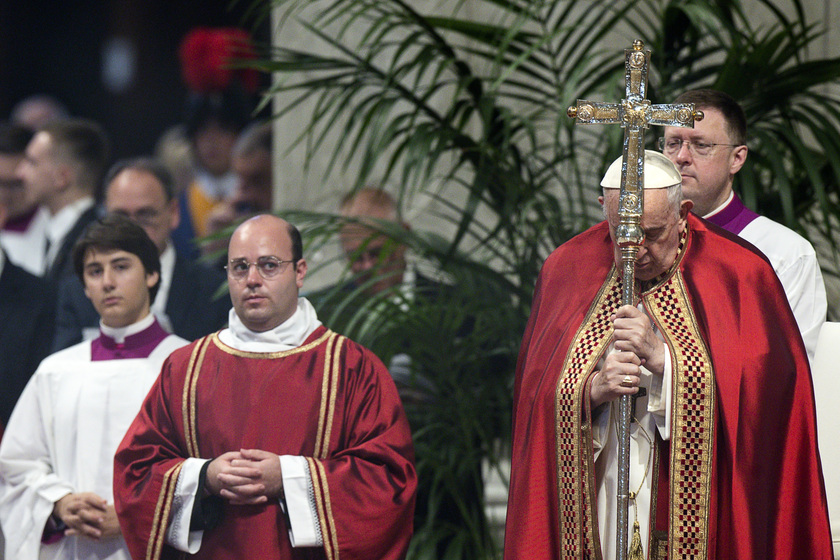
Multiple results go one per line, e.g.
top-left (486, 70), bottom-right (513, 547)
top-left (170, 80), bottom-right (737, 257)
top-left (235, 0), bottom-right (840, 556)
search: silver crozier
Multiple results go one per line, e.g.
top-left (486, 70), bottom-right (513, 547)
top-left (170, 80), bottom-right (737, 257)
top-left (567, 40), bottom-right (702, 560)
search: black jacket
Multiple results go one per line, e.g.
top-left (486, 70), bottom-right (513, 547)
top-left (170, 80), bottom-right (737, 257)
top-left (0, 254), bottom-right (56, 425)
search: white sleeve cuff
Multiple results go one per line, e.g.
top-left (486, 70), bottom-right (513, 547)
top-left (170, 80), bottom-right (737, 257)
top-left (646, 343), bottom-right (667, 413)
top-left (649, 343), bottom-right (672, 441)
top-left (590, 399), bottom-right (612, 460)
top-left (165, 458), bottom-right (208, 553)
top-left (279, 455), bottom-right (322, 547)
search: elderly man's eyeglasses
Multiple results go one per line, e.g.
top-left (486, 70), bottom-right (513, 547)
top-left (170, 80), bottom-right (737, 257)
top-left (110, 208), bottom-right (163, 228)
top-left (658, 137), bottom-right (739, 158)
top-left (225, 256), bottom-right (296, 280)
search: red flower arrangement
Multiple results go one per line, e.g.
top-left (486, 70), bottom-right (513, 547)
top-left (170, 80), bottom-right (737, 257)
top-left (179, 27), bottom-right (259, 94)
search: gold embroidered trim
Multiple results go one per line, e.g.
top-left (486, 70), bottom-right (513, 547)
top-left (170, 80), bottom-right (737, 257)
top-left (307, 457), bottom-right (340, 560)
top-left (644, 272), bottom-right (714, 560)
top-left (554, 270), bottom-right (622, 559)
top-left (146, 462), bottom-right (183, 560)
top-left (651, 530), bottom-right (668, 560)
top-left (314, 333), bottom-right (340, 458)
top-left (183, 336), bottom-right (210, 458)
top-left (322, 335), bottom-right (343, 459)
top-left (211, 329), bottom-right (333, 358)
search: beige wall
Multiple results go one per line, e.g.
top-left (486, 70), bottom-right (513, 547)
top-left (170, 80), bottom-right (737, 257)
top-left (817, 1), bottom-right (837, 61)
top-left (269, 1), bottom-right (479, 289)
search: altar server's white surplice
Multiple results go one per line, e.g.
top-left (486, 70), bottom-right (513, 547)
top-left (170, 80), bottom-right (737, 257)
top-left (0, 319), bottom-right (187, 560)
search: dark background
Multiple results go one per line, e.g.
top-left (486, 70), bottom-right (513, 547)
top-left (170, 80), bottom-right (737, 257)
top-left (0, 0), bottom-right (270, 159)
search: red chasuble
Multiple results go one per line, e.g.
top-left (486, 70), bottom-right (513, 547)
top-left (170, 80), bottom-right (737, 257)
top-left (114, 326), bottom-right (416, 560)
top-left (504, 214), bottom-right (833, 560)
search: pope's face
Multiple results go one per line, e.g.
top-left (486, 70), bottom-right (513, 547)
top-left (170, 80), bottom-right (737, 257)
top-left (82, 248), bottom-right (158, 328)
top-left (601, 188), bottom-right (691, 282)
top-left (227, 216), bottom-right (307, 332)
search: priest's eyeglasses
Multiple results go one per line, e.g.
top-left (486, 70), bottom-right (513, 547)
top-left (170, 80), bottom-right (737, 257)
top-left (658, 137), bottom-right (738, 157)
top-left (226, 256), bottom-right (296, 280)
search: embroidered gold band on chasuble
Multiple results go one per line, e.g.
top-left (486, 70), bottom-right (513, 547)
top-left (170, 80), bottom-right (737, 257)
top-left (554, 263), bottom-right (714, 560)
top-left (184, 335), bottom-right (212, 458)
top-left (312, 332), bottom-right (343, 560)
top-left (643, 272), bottom-right (714, 560)
top-left (146, 462), bottom-right (183, 560)
top-left (315, 332), bottom-right (344, 459)
top-left (154, 330), bottom-right (345, 559)
top-left (554, 272), bottom-right (622, 559)
top-left (308, 456), bottom-right (341, 560)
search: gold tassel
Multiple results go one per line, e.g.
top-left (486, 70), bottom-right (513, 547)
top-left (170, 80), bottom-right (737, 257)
top-left (628, 519), bottom-right (645, 560)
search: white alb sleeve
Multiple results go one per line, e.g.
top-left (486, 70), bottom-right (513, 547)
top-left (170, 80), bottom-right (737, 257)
top-left (165, 457), bottom-right (208, 553)
top-left (279, 455), bottom-right (323, 547)
top-left (646, 342), bottom-right (672, 441)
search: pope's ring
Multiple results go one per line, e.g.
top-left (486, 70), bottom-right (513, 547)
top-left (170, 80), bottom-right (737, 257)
top-left (622, 375), bottom-right (633, 386)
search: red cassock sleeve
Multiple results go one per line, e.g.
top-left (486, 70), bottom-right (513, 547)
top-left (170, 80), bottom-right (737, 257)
top-left (680, 218), bottom-right (833, 560)
top-left (114, 328), bottom-right (417, 560)
top-left (305, 338), bottom-right (417, 560)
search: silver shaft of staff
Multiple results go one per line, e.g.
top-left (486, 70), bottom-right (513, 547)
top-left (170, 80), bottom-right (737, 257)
top-left (614, 119), bottom-right (646, 560)
top-left (566, 39), bottom-right (702, 560)
top-left (616, 245), bottom-right (639, 560)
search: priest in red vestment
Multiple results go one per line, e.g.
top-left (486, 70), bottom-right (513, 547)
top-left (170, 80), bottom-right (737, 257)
top-left (114, 214), bottom-right (416, 560)
top-left (504, 151), bottom-right (833, 560)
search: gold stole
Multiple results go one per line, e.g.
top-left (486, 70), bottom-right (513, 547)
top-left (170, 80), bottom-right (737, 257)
top-left (554, 267), bottom-right (715, 560)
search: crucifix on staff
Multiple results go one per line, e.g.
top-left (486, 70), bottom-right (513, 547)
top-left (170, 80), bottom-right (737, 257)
top-left (568, 40), bottom-right (702, 560)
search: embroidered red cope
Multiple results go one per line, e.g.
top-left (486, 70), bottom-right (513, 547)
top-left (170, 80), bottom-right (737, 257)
top-left (504, 214), bottom-right (833, 560)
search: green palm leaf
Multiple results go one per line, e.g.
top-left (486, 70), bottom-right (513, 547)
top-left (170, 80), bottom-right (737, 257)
top-left (232, 0), bottom-right (840, 556)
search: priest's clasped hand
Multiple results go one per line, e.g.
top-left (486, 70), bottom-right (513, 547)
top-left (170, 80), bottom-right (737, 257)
top-left (53, 492), bottom-right (121, 540)
top-left (206, 448), bottom-right (284, 505)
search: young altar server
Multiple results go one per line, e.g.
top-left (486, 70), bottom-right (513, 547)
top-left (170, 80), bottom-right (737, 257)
top-left (0, 214), bottom-right (188, 560)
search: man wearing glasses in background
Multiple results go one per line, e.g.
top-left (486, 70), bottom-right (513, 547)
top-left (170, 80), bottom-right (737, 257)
top-left (661, 89), bottom-right (826, 361)
top-left (52, 158), bottom-right (230, 351)
top-left (114, 214), bottom-right (416, 560)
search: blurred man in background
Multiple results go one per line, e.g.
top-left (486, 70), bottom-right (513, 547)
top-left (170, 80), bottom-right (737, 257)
top-left (52, 157), bottom-right (230, 350)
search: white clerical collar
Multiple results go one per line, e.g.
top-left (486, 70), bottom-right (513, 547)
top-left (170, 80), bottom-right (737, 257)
top-left (702, 190), bottom-right (734, 219)
top-left (219, 297), bottom-right (323, 353)
top-left (99, 312), bottom-right (155, 344)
